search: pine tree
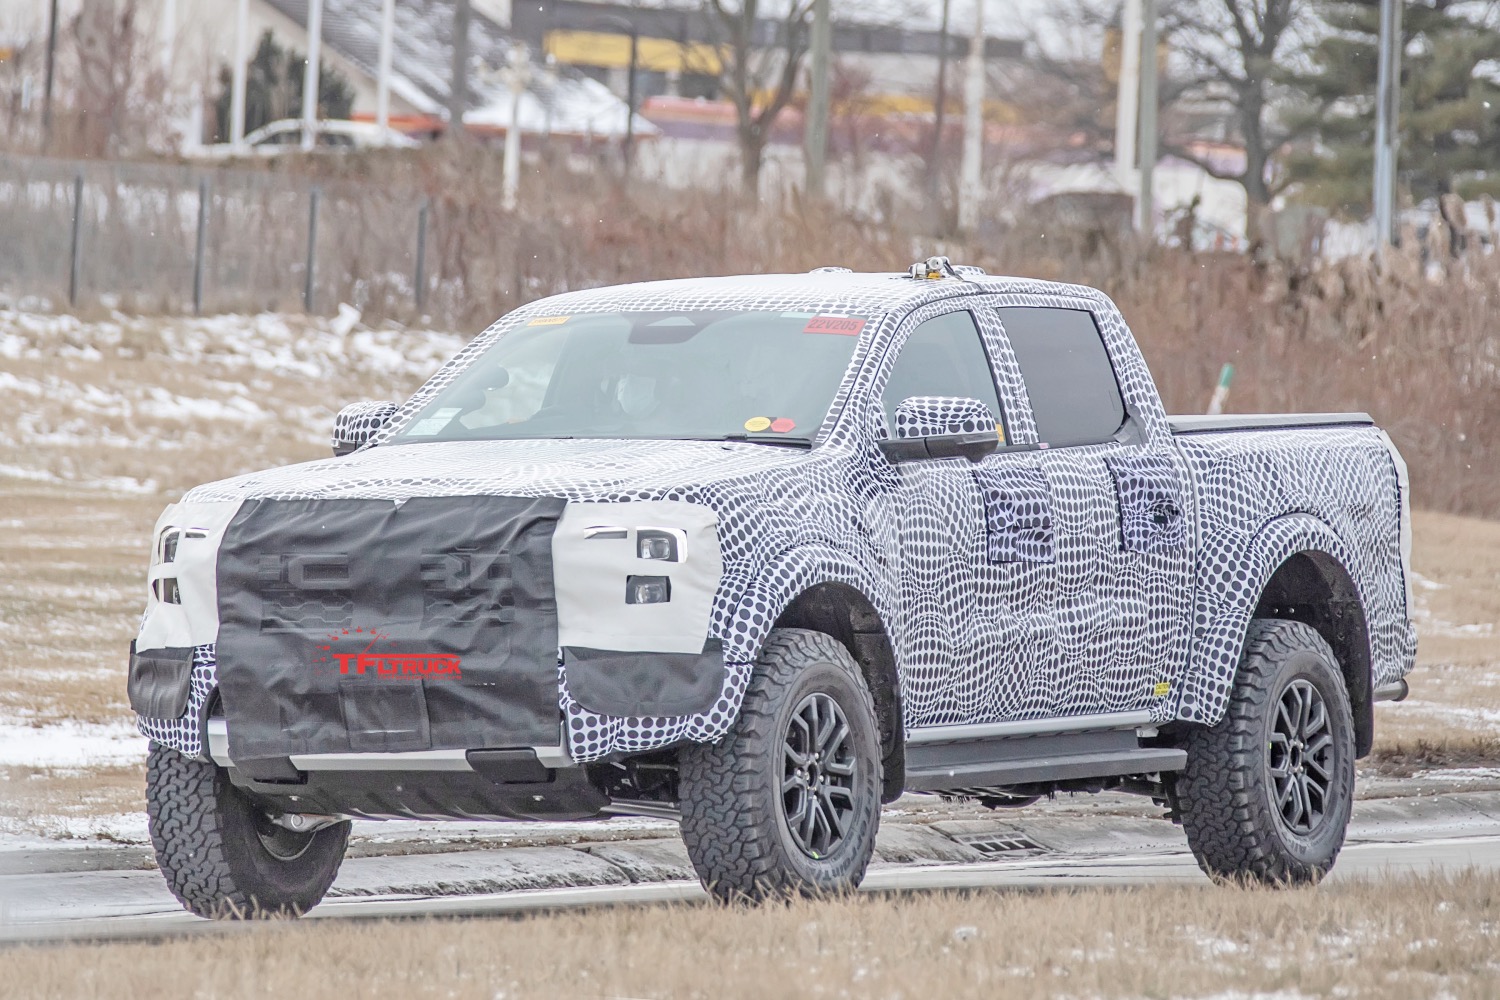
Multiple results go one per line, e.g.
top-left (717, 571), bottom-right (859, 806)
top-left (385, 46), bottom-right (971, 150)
top-left (211, 30), bottom-right (355, 142)
top-left (1288, 0), bottom-right (1500, 215)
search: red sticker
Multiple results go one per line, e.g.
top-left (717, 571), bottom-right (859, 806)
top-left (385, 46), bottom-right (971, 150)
top-left (770, 417), bottom-right (796, 433)
top-left (803, 316), bottom-right (866, 336)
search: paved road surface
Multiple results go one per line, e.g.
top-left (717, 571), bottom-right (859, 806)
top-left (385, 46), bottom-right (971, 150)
top-left (6, 831), bottom-right (1500, 945)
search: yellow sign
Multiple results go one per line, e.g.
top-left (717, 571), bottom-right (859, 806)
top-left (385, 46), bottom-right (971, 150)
top-left (545, 30), bottom-right (724, 75)
top-left (1153, 681), bottom-right (1170, 698)
top-left (743, 416), bottom-right (772, 432)
top-left (527, 316), bottom-right (570, 326)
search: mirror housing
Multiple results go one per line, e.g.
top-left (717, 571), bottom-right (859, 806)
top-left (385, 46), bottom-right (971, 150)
top-left (332, 401), bottom-right (399, 456)
top-left (879, 395), bottom-right (1000, 463)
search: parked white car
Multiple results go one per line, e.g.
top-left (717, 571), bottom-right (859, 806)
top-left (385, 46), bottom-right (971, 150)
top-left (193, 118), bottom-right (421, 158)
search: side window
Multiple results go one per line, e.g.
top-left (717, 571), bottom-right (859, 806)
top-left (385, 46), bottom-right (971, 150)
top-left (999, 307), bottom-right (1126, 448)
top-left (880, 311), bottom-right (1006, 434)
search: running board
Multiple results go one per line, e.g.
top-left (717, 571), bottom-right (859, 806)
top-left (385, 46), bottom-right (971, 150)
top-left (904, 727), bottom-right (1186, 793)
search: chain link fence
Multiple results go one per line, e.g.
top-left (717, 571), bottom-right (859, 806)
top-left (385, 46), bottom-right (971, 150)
top-left (0, 154), bottom-right (438, 321)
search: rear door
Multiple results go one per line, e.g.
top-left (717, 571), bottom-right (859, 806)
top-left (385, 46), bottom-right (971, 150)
top-left (991, 304), bottom-right (1195, 718)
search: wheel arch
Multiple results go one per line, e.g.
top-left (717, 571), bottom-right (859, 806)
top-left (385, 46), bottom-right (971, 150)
top-left (767, 581), bottom-right (905, 803)
top-left (1178, 513), bottom-right (1375, 756)
top-left (1253, 551), bottom-right (1374, 757)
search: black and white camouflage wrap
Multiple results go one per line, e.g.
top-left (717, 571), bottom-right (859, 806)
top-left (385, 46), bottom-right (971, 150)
top-left (332, 400), bottom-right (399, 453)
top-left (136, 271), bottom-right (1415, 766)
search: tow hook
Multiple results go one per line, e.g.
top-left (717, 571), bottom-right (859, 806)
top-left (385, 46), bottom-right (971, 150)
top-left (270, 812), bottom-right (343, 833)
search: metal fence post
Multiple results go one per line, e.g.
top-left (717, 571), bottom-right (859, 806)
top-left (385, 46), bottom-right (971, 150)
top-left (67, 172), bottom-right (83, 308)
top-left (192, 177), bottom-right (209, 316)
top-left (414, 198), bottom-right (429, 314)
top-left (304, 186), bottom-right (320, 313)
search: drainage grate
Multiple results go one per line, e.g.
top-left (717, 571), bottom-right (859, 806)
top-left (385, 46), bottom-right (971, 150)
top-left (954, 833), bottom-right (1049, 857)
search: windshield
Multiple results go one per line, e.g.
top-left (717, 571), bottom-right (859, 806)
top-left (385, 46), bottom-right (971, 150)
top-left (391, 309), bottom-right (869, 444)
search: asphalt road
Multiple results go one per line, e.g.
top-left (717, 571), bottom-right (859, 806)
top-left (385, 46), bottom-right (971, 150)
top-left (6, 831), bottom-right (1500, 946)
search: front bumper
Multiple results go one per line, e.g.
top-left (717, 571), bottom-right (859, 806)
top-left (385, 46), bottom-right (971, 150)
top-left (203, 718), bottom-right (607, 821)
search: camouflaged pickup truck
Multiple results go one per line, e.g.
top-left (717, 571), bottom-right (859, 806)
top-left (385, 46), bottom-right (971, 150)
top-left (130, 258), bottom-right (1415, 917)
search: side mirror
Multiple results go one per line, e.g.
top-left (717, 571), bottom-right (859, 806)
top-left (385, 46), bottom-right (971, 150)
top-left (332, 401), bottom-right (399, 456)
top-left (879, 395), bottom-right (1000, 463)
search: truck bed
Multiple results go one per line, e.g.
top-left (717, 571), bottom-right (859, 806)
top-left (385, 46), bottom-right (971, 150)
top-left (1168, 413), bottom-right (1374, 435)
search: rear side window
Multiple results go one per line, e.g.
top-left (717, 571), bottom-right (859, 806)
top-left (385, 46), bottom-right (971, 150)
top-left (998, 307), bottom-right (1125, 447)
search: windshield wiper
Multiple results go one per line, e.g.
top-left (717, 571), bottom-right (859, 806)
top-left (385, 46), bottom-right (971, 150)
top-left (716, 434), bottom-right (813, 449)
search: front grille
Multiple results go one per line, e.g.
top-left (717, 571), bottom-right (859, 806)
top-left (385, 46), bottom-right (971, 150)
top-left (260, 592), bottom-right (354, 632)
top-left (420, 549), bottom-right (513, 628)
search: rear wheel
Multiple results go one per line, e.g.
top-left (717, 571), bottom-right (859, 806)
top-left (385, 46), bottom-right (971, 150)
top-left (1175, 619), bottom-right (1355, 885)
top-left (146, 744), bottom-right (349, 918)
top-left (678, 628), bottom-right (882, 902)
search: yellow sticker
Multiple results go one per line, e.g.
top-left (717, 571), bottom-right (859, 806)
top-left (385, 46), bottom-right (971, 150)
top-left (1153, 681), bottom-right (1170, 698)
top-left (527, 315), bottom-right (570, 326)
top-left (743, 416), bottom-right (772, 432)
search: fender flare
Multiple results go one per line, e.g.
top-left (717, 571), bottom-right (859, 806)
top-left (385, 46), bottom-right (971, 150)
top-left (1175, 513), bottom-right (1371, 727)
top-left (716, 545), bottom-right (893, 667)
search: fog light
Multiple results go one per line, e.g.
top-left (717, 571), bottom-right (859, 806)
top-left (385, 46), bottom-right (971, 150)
top-left (626, 575), bottom-right (671, 605)
top-left (637, 529), bottom-right (680, 562)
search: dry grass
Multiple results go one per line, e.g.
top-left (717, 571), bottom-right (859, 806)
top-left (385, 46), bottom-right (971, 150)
top-left (4, 869), bottom-right (1499, 998)
top-left (1373, 510), bottom-right (1500, 757)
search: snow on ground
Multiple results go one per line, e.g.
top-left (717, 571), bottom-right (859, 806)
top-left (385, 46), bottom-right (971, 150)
top-left (0, 305), bottom-right (470, 493)
top-left (0, 720), bottom-right (146, 769)
top-left (0, 308), bottom-right (466, 379)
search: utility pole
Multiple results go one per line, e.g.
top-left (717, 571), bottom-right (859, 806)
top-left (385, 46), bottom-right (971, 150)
top-left (595, 15), bottom-right (639, 175)
top-left (301, 0), bottom-right (324, 152)
top-left (42, 0), bottom-right (59, 150)
top-left (623, 26), bottom-right (638, 173)
top-left (1113, 0), bottom-right (1142, 194)
top-left (804, 0), bottom-right (831, 198)
top-left (1373, 0), bottom-right (1403, 256)
top-left (161, 0), bottom-right (177, 77)
top-left (231, 0), bottom-right (249, 148)
top-left (1136, 0), bottom-right (1158, 235)
top-left (957, 0), bottom-right (984, 233)
top-left (929, 0), bottom-right (952, 213)
top-left (448, 0), bottom-right (471, 140)
top-left (377, 0), bottom-right (396, 133)
top-left (501, 44), bottom-right (531, 212)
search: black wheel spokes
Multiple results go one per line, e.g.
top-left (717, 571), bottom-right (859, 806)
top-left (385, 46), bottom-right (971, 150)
top-left (1269, 680), bottom-right (1334, 835)
top-left (781, 692), bottom-right (858, 859)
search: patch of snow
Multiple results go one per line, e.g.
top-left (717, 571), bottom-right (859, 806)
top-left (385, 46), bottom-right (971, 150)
top-left (0, 720), bottom-right (147, 768)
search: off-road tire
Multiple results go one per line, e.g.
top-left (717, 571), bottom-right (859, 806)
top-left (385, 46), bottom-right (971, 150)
top-left (146, 743), bottom-right (350, 918)
top-left (1175, 618), bottom-right (1355, 885)
top-left (679, 628), bottom-right (883, 902)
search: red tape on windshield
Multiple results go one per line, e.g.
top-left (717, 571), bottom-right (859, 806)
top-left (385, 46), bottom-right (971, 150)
top-left (803, 316), bottom-right (866, 336)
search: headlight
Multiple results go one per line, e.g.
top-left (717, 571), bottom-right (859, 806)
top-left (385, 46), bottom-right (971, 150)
top-left (626, 575), bottom-right (671, 605)
top-left (636, 528), bottom-right (682, 562)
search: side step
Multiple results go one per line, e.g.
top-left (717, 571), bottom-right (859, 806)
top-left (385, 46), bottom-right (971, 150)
top-left (904, 726), bottom-right (1186, 793)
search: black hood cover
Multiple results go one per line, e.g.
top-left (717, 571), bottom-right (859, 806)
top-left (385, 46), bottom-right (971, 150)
top-left (215, 495), bottom-right (566, 763)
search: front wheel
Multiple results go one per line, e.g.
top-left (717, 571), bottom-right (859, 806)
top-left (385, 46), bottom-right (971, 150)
top-left (678, 628), bottom-right (882, 902)
top-left (146, 744), bottom-right (350, 918)
top-left (1174, 618), bottom-right (1355, 885)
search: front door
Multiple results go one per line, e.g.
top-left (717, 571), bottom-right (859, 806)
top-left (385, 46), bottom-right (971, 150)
top-left (872, 306), bottom-right (1059, 728)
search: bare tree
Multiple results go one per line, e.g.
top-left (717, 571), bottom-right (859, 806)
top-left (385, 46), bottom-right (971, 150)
top-left (1160, 0), bottom-right (1321, 244)
top-left (699, 0), bottom-right (815, 196)
top-left (64, 0), bottom-right (173, 157)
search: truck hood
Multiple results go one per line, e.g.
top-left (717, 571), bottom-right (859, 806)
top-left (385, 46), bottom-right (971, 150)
top-left (181, 437), bottom-right (815, 504)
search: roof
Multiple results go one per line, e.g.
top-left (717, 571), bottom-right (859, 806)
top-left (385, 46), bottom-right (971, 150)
top-left (499, 269), bottom-right (1107, 319)
top-left (263, 0), bottom-right (642, 135)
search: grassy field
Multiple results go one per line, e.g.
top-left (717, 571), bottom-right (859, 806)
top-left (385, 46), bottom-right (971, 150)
top-left (4, 869), bottom-right (1499, 998)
